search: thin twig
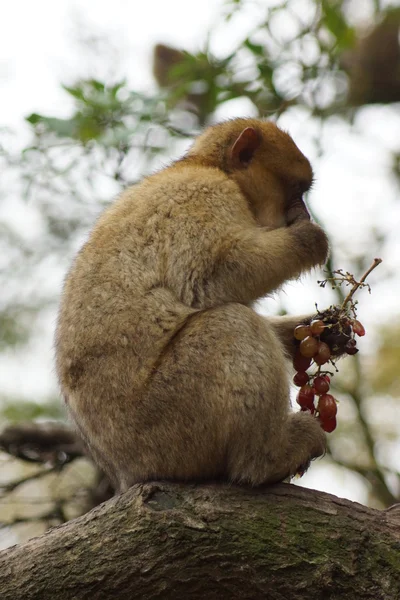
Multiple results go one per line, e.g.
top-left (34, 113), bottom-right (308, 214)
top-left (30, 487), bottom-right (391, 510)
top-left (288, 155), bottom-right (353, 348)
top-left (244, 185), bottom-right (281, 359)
top-left (341, 258), bottom-right (382, 310)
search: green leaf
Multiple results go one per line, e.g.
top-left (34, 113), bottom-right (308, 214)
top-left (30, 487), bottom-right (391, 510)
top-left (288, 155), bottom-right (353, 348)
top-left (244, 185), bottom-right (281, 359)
top-left (62, 85), bottom-right (86, 102)
top-left (244, 39), bottom-right (265, 57)
top-left (321, 0), bottom-right (356, 50)
top-left (26, 113), bottom-right (43, 125)
top-left (25, 113), bottom-right (78, 138)
top-left (88, 79), bottom-right (106, 92)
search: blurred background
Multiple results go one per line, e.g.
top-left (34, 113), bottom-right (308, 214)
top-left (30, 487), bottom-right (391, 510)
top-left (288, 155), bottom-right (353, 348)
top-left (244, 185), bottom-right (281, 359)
top-left (0, 0), bottom-right (399, 548)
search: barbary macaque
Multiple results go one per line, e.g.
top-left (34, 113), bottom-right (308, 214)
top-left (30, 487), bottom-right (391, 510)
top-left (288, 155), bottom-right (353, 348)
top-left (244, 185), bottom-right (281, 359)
top-left (55, 118), bottom-right (330, 493)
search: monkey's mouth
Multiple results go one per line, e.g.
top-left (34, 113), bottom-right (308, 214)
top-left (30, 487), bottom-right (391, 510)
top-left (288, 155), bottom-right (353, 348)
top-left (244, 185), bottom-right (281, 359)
top-left (285, 198), bottom-right (310, 225)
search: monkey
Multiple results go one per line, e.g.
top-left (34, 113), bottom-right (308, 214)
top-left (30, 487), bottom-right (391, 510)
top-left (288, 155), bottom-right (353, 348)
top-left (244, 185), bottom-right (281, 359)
top-left (55, 118), bottom-right (330, 493)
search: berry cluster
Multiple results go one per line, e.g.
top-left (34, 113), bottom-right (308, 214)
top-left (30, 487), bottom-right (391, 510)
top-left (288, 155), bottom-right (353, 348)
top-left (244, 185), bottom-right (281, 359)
top-left (292, 317), bottom-right (365, 433)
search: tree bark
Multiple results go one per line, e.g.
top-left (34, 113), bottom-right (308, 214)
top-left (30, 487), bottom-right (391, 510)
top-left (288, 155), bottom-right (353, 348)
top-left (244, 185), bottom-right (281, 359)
top-left (0, 482), bottom-right (399, 600)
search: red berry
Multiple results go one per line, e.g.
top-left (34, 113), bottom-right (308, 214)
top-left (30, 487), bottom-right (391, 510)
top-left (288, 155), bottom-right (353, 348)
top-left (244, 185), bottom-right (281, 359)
top-left (299, 336), bottom-right (319, 358)
top-left (352, 320), bottom-right (365, 337)
top-left (293, 325), bottom-right (311, 341)
top-left (300, 405), bottom-right (315, 415)
top-left (293, 371), bottom-right (309, 387)
top-left (314, 375), bottom-right (330, 395)
top-left (314, 342), bottom-right (331, 365)
top-left (293, 351), bottom-right (312, 372)
top-left (294, 325), bottom-right (312, 341)
top-left (346, 346), bottom-right (358, 355)
top-left (300, 384), bottom-right (314, 397)
top-left (320, 416), bottom-right (337, 433)
top-left (318, 394), bottom-right (337, 420)
top-left (296, 385), bottom-right (315, 409)
top-left (323, 375), bottom-right (331, 384)
top-left (345, 339), bottom-right (358, 355)
top-left (310, 319), bottom-right (325, 336)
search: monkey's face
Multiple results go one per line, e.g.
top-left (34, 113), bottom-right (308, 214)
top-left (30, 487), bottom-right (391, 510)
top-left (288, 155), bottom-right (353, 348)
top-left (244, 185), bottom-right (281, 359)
top-left (190, 119), bottom-right (313, 230)
top-left (228, 121), bottom-right (314, 230)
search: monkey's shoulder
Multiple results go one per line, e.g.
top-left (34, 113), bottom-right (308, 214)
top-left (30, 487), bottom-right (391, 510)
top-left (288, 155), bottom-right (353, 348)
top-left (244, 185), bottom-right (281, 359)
top-left (142, 163), bottom-right (244, 210)
top-left (94, 163), bottom-right (250, 238)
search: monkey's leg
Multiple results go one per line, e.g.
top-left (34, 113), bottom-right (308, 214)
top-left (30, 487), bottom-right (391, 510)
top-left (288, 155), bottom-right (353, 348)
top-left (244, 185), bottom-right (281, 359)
top-left (129, 304), bottom-right (325, 487)
top-left (227, 410), bottom-right (326, 485)
top-left (68, 303), bottom-right (325, 490)
top-left (174, 304), bottom-right (325, 486)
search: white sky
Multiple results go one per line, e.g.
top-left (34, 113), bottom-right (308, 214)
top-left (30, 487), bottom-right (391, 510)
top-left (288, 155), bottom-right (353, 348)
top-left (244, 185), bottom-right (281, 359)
top-left (0, 0), bottom-right (399, 506)
top-left (1, 0), bottom-right (242, 126)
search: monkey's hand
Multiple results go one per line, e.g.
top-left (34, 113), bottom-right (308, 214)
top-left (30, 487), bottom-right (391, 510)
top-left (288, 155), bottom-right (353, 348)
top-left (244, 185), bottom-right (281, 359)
top-left (209, 197), bottom-right (328, 303)
top-left (285, 197), bottom-right (329, 268)
top-left (288, 217), bottom-right (329, 269)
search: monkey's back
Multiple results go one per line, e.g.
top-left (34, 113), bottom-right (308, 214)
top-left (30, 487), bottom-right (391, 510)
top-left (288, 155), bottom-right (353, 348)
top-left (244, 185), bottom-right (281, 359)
top-left (56, 164), bottom-right (254, 382)
top-left (55, 165), bottom-right (268, 487)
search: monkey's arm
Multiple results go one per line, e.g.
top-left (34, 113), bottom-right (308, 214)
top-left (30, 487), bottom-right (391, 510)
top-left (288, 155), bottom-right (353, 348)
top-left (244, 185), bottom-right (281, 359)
top-left (211, 220), bottom-right (328, 305)
top-left (267, 314), bottom-right (311, 360)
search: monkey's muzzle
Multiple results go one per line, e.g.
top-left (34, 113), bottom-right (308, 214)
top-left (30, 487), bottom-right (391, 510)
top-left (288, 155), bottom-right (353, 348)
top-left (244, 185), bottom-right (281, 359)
top-left (286, 198), bottom-right (310, 225)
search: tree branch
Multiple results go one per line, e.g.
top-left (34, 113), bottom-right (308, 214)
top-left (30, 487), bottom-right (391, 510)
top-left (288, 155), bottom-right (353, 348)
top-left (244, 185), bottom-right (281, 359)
top-left (0, 482), bottom-right (399, 600)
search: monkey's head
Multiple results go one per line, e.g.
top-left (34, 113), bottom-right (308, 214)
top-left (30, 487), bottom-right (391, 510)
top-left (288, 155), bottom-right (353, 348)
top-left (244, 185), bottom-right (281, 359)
top-left (188, 118), bottom-right (313, 229)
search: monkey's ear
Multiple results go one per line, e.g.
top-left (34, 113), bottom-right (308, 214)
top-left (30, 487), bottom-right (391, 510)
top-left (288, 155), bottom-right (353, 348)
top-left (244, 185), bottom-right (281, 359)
top-left (230, 127), bottom-right (261, 169)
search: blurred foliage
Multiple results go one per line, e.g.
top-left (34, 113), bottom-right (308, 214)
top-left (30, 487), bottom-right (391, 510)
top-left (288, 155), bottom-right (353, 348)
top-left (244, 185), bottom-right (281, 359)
top-left (0, 0), bottom-right (400, 546)
top-left (370, 323), bottom-right (400, 397)
top-left (26, 80), bottom-right (186, 146)
top-left (343, 7), bottom-right (400, 105)
top-left (1, 399), bottom-right (64, 423)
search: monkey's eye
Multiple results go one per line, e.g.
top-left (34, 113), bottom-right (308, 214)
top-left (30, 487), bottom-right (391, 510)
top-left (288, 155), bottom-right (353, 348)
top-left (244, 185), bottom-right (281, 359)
top-left (289, 184), bottom-right (304, 202)
top-left (290, 179), bottom-right (313, 201)
top-left (286, 179), bottom-right (313, 208)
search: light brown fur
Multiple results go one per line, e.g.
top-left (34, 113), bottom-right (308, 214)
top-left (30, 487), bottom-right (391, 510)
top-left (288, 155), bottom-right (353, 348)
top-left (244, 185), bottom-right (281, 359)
top-left (55, 118), bottom-right (329, 492)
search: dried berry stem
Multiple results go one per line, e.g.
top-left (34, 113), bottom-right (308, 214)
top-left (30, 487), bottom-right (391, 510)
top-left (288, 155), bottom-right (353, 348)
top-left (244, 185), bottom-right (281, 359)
top-left (341, 258), bottom-right (382, 311)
